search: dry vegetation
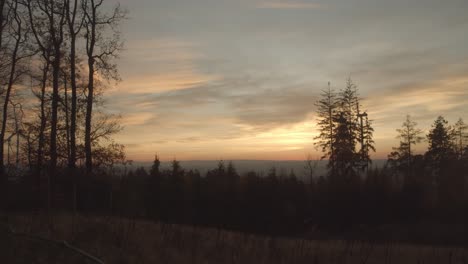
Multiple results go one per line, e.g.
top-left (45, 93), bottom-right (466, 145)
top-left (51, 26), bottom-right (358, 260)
top-left (0, 213), bottom-right (467, 264)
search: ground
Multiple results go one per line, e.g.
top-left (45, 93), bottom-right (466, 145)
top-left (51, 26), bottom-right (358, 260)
top-left (0, 213), bottom-right (466, 264)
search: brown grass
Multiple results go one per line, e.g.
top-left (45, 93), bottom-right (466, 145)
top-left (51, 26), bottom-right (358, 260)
top-left (1, 213), bottom-right (467, 263)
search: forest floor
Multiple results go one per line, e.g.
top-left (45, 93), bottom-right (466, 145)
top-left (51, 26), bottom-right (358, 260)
top-left (1, 213), bottom-right (467, 264)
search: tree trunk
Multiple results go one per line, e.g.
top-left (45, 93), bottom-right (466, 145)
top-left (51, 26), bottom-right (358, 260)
top-left (0, 4), bottom-right (20, 181)
top-left (69, 34), bottom-right (77, 168)
top-left (67, 0), bottom-right (79, 169)
top-left (0, 0), bottom-right (5, 48)
top-left (85, 3), bottom-right (97, 174)
top-left (64, 72), bottom-right (71, 161)
top-left (0, 0), bottom-right (7, 183)
top-left (37, 58), bottom-right (50, 175)
top-left (85, 57), bottom-right (94, 174)
top-left (49, 48), bottom-right (61, 175)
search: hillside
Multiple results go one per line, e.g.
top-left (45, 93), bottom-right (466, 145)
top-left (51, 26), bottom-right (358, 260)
top-left (1, 213), bottom-right (466, 264)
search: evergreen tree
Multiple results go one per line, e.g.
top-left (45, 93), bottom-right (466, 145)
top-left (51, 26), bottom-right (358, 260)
top-left (426, 116), bottom-right (455, 168)
top-left (171, 159), bottom-right (184, 177)
top-left (329, 112), bottom-right (358, 178)
top-left (314, 78), bottom-right (374, 173)
top-left (336, 78), bottom-right (374, 171)
top-left (150, 154), bottom-right (161, 177)
top-left (314, 82), bottom-right (337, 160)
top-left (426, 117), bottom-right (461, 208)
top-left (452, 118), bottom-right (468, 159)
top-left (391, 115), bottom-right (424, 171)
top-left (360, 115), bottom-right (376, 166)
top-left (339, 78), bottom-right (359, 125)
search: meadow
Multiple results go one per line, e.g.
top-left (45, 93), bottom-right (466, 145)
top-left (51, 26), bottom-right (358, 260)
top-left (1, 213), bottom-right (467, 264)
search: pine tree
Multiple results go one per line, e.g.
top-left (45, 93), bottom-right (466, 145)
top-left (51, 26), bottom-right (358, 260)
top-left (314, 82), bottom-right (337, 160)
top-left (339, 78), bottom-right (359, 125)
top-left (426, 116), bottom-right (455, 166)
top-left (150, 154), bottom-right (161, 177)
top-left (337, 78), bottom-right (374, 171)
top-left (360, 116), bottom-right (376, 166)
top-left (329, 112), bottom-right (358, 178)
top-left (314, 78), bottom-right (374, 174)
top-left (452, 118), bottom-right (468, 159)
top-left (394, 115), bottom-right (424, 170)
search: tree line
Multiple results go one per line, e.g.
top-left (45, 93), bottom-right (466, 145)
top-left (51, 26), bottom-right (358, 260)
top-left (113, 81), bottom-right (467, 238)
top-left (1, 0), bottom-right (468, 241)
top-left (0, 0), bottom-right (126, 206)
top-left (4, 77), bottom-right (467, 243)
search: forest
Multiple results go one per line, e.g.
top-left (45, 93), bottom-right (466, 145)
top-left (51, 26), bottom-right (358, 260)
top-left (1, 0), bottom-right (468, 262)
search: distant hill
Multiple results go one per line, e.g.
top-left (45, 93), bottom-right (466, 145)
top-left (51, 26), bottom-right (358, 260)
top-left (128, 159), bottom-right (387, 179)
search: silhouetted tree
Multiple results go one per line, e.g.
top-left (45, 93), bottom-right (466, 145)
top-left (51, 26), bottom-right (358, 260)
top-left (329, 112), bottom-right (358, 179)
top-left (0, 0), bottom-right (6, 48)
top-left (0, 0), bottom-right (28, 178)
top-left (359, 112), bottom-right (375, 169)
top-left (338, 78), bottom-right (359, 133)
top-left (315, 78), bottom-right (374, 175)
top-left (304, 154), bottom-right (317, 185)
top-left (425, 116), bottom-right (458, 208)
top-left (314, 82), bottom-right (337, 161)
top-left (65, 0), bottom-right (84, 169)
top-left (388, 115), bottom-right (424, 175)
top-left (83, 0), bottom-right (125, 174)
top-left (452, 118), bottom-right (468, 159)
top-left (150, 154), bottom-right (161, 177)
top-left (337, 78), bottom-right (375, 172)
top-left (426, 116), bottom-right (456, 169)
top-left (26, 0), bottom-right (67, 176)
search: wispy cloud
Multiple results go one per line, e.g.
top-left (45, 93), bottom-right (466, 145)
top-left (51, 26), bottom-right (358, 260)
top-left (118, 73), bottom-right (217, 94)
top-left (115, 38), bottom-right (217, 94)
top-left (257, 1), bottom-right (323, 9)
top-left (107, 0), bottom-right (468, 161)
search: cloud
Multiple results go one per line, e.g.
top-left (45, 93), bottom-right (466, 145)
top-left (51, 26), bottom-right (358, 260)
top-left (109, 72), bottom-right (324, 161)
top-left (106, 0), bottom-right (468, 161)
top-left (257, 1), bottom-right (323, 9)
top-left (126, 74), bottom-right (320, 131)
top-left (120, 112), bottom-right (156, 126)
top-left (229, 85), bottom-right (319, 130)
top-left (116, 38), bottom-right (217, 94)
top-left (120, 73), bottom-right (217, 94)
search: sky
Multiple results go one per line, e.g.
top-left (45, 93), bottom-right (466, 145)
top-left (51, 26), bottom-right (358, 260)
top-left (104, 0), bottom-right (468, 161)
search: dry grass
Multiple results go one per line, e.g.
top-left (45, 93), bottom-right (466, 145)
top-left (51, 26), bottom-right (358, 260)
top-left (1, 213), bottom-right (468, 263)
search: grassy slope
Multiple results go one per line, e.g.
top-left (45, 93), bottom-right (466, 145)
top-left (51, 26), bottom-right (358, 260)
top-left (0, 213), bottom-right (467, 264)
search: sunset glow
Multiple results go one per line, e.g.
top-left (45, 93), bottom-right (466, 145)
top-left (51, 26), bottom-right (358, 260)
top-left (106, 0), bottom-right (468, 161)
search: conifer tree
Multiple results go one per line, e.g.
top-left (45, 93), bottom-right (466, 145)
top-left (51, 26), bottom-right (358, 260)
top-left (394, 115), bottom-right (424, 170)
top-left (360, 115), bottom-right (376, 167)
top-left (329, 113), bottom-right (358, 178)
top-left (315, 78), bottom-right (374, 173)
top-left (426, 116), bottom-right (455, 167)
top-left (314, 82), bottom-right (337, 160)
top-left (336, 78), bottom-right (374, 171)
top-left (452, 118), bottom-right (468, 159)
top-left (339, 78), bottom-right (359, 126)
top-left (150, 154), bottom-right (161, 177)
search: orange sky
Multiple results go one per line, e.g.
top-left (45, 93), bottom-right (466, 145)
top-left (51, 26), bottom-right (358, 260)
top-left (105, 0), bottom-right (468, 161)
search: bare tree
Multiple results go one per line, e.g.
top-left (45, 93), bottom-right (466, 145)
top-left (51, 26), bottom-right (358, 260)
top-left (0, 0), bottom-right (7, 51)
top-left (35, 49), bottom-right (52, 174)
top-left (0, 0), bottom-right (11, 179)
top-left (304, 154), bottom-right (318, 186)
top-left (26, 0), bottom-right (67, 175)
top-left (0, 0), bottom-right (27, 177)
top-left (65, 0), bottom-right (83, 169)
top-left (83, 0), bottom-right (124, 174)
